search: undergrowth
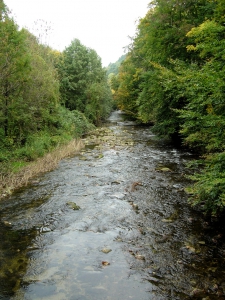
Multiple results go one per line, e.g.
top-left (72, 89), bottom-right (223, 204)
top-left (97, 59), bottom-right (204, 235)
top-left (0, 109), bottom-right (95, 198)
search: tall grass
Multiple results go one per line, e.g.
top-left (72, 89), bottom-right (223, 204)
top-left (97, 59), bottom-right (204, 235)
top-left (0, 139), bottom-right (84, 199)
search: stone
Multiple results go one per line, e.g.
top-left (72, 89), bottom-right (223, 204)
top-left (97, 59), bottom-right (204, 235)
top-left (135, 254), bottom-right (145, 260)
top-left (161, 218), bottom-right (173, 223)
top-left (3, 221), bottom-right (12, 227)
top-left (66, 202), bottom-right (80, 210)
top-left (102, 261), bottom-right (110, 266)
top-left (101, 248), bottom-right (112, 254)
top-left (198, 241), bottom-right (206, 245)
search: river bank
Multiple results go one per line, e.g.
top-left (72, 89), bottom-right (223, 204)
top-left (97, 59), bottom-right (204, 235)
top-left (0, 139), bottom-right (84, 200)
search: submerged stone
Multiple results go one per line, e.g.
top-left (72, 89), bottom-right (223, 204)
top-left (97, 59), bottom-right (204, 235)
top-left (101, 248), bottom-right (112, 254)
top-left (132, 203), bottom-right (139, 209)
top-left (160, 167), bottom-right (172, 172)
top-left (79, 156), bottom-right (88, 161)
top-left (102, 261), bottom-right (110, 266)
top-left (161, 218), bottom-right (173, 223)
top-left (135, 254), bottom-right (145, 260)
top-left (190, 288), bottom-right (205, 297)
top-left (41, 227), bottom-right (51, 233)
top-left (3, 221), bottom-right (12, 227)
top-left (198, 241), bottom-right (206, 245)
top-left (66, 202), bottom-right (80, 210)
top-left (187, 246), bottom-right (196, 253)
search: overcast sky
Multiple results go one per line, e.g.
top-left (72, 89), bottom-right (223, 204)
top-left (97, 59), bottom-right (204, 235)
top-left (4, 0), bottom-right (150, 66)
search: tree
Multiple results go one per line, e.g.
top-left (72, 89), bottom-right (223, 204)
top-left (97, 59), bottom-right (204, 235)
top-left (20, 30), bottom-right (60, 136)
top-left (106, 54), bottom-right (126, 76)
top-left (176, 19), bottom-right (225, 215)
top-left (85, 81), bottom-right (112, 124)
top-left (0, 2), bottom-right (30, 145)
top-left (58, 38), bottom-right (112, 123)
top-left (58, 39), bottom-right (93, 111)
top-left (114, 54), bottom-right (141, 116)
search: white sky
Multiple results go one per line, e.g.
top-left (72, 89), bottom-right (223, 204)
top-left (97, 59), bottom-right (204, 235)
top-left (4, 0), bottom-right (149, 66)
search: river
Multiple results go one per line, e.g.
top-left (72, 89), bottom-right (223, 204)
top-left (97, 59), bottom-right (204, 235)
top-left (1, 111), bottom-right (225, 300)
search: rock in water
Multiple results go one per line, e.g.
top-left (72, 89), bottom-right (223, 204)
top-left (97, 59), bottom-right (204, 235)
top-left (66, 202), bottom-right (80, 210)
top-left (101, 248), bottom-right (112, 254)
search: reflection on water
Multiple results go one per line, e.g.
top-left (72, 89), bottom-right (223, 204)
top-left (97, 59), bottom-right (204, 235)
top-left (1, 111), bottom-right (225, 299)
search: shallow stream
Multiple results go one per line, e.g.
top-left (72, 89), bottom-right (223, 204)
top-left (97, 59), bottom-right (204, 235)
top-left (1, 111), bottom-right (225, 300)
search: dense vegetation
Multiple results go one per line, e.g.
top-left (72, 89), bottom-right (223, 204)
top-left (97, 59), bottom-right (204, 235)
top-left (112, 0), bottom-right (225, 216)
top-left (106, 55), bottom-right (126, 99)
top-left (106, 54), bottom-right (126, 77)
top-left (0, 1), bottom-right (112, 176)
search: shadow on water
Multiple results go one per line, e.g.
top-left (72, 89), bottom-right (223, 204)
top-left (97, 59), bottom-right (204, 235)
top-left (1, 111), bottom-right (225, 300)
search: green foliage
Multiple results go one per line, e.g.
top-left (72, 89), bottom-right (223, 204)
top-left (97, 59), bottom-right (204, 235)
top-left (0, 4), bottom-right (62, 147)
top-left (178, 18), bottom-right (225, 153)
top-left (21, 30), bottom-right (61, 133)
top-left (176, 17), bottom-right (225, 215)
top-left (0, 3), bottom-right (102, 180)
top-left (186, 153), bottom-right (225, 215)
top-left (55, 107), bottom-right (95, 137)
top-left (114, 0), bottom-right (225, 215)
top-left (0, 9), bottom-right (31, 141)
top-left (106, 54), bottom-right (126, 76)
top-left (107, 55), bottom-right (128, 109)
top-left (57, 39), bottom-right (113, 122)
top-left (114, 54), bottom-right (141, 116)
top-left (71, 110), bottom-right (95, 136)
top-left (15, 131), bottom-right (55, 161)
top-left (186, 20), bottom-right (225, 61)
top-left (214, 0), bottom-right (225, 24)
top-left (57, 39), bottom-right (90, 110)
top-left (109, 74), bottom-right (120, 91)
top-left (3, 108), bottom-right (94, 163)
top-left (85, 82), bottom-right (113, 125)
top-left (178, 65), bottom-right (225, 152)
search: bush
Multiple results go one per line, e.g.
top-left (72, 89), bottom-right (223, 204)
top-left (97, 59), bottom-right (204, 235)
top-left (55, 106), bottom-right (95, 137)
top-left (15, 131), bottom-right (53, 161)
top-left (186, 152), bottom-right (225, 216)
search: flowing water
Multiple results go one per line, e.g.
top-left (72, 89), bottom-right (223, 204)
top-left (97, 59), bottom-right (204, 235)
top-left (1, 111), bottom-right (225, 300)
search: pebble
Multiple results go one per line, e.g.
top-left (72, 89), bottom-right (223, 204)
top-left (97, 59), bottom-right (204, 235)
top-left (102, 261), bottom-right (110, 266)
top-left (101, 248), bottom-right (112, 254)
top-left (135, 254), bottom-right (145, 260)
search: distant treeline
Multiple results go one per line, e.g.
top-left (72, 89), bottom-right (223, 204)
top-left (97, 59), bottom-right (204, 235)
top-left (111, 0), bottom-right (225, 216)
top-left (106, 54), bottom-right (126, 76)
top-left (0, 1), bottom-right (113, 169)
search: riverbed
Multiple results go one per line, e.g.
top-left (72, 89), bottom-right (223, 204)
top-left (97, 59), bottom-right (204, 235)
top-left (1, 111), bottom-right (225, 299)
